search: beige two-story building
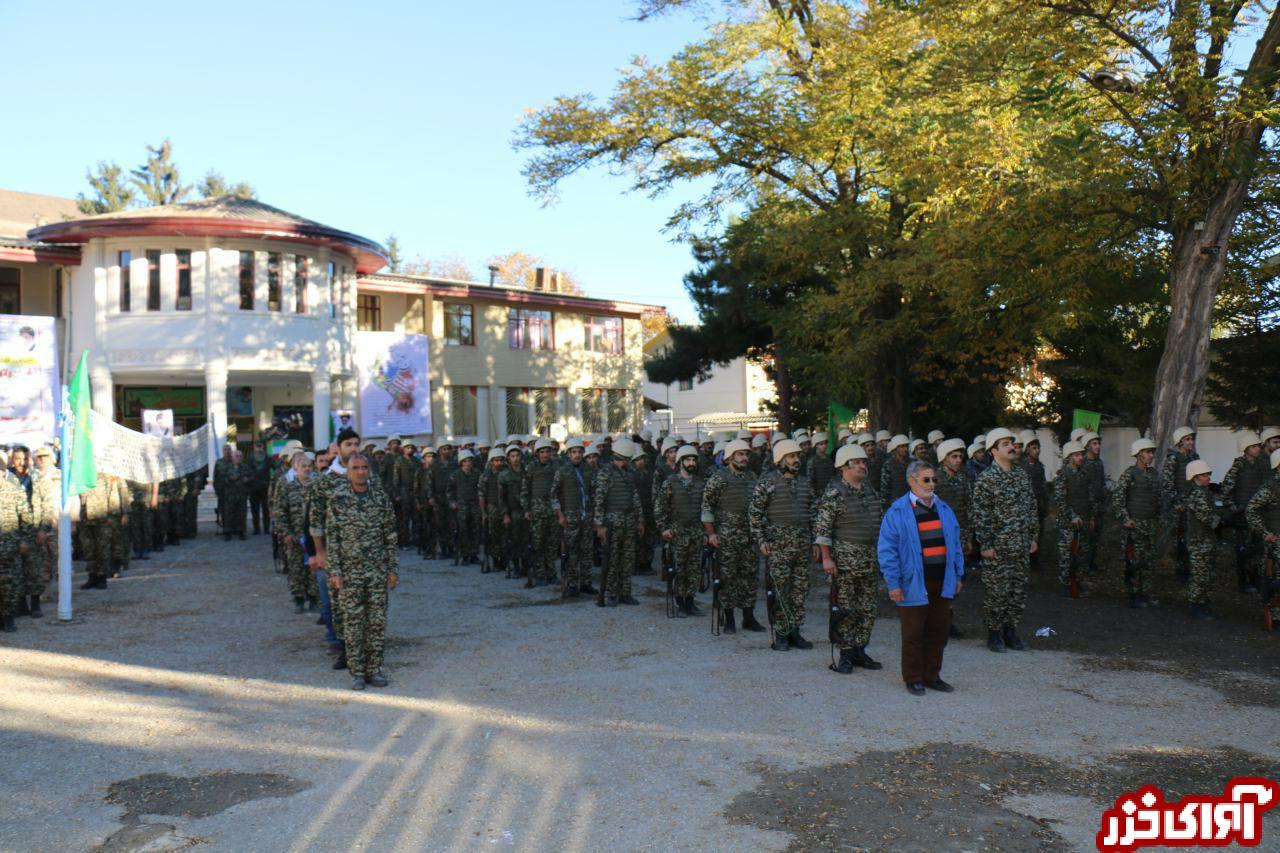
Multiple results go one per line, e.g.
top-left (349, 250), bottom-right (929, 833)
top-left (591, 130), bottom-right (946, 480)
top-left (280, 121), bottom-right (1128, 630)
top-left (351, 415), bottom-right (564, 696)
top-left (356, 270), bottom-right (660, 442)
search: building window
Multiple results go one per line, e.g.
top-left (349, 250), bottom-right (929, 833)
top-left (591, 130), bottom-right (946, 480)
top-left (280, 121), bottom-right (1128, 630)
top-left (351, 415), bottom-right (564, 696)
top-left (508, 308), bottom-right (552, 350)
top-left (267, 252), bottom-right (281, 311)
top-left (145, 250), bottom-right (161, 311)
top-left (450, 386), bottom-right (477, 435)
top-left (0, 267), bottom-right (18, 314)
top-left (54, 267), bottom-right (63, 318)
top-left (534, 388), bottom-right (557, 435)
top-left (580, 388), bottom-right (603, 434)
top-left (606, 389), bottom-right (628, 432)
top-left (327, 261), bottom-right (337, 319)
top-left (444, 303), bottom-right (473, 345)
top-left (357, 294), bottom-right (381, 331)
top-left (678, 379), bottom-right (693, 391)
top-left (294, 255), bottom-right (307, 313)
top-left (585, 315), bottom-right (623, 354)
top-left (118, 250), bottom-right (131, 312)
top-left (505, 387), bottom-right (529, 435)
top-left (239, 251), bottom-right (254, 310)
top-left (175, 249), bottom-right (192, 310)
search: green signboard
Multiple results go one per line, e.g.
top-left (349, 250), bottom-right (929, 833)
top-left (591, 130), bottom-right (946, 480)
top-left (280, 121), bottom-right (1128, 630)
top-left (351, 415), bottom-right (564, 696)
top-left (120, 387), bottom-right (206, 418)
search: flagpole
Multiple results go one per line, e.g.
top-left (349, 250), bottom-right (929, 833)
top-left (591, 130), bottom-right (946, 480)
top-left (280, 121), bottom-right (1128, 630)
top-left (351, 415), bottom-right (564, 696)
top-left (57, 384), bottom-right (73, 622)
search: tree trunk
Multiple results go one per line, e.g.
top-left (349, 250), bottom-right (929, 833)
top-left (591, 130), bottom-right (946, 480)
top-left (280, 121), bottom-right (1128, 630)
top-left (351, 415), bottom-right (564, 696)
top-left (866, 281), bottom-right (907, 431)
top-left (1149, 182), bottom-right (1248, 456)
top-left (772, 332), bottom-right (792, 434)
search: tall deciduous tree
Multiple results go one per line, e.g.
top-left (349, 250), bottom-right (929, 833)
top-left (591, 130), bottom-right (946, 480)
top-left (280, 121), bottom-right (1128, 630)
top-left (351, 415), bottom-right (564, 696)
top-left (76, 161), bottom-right (135, 214)
top-left (385, 235), bottom-right (403, 273)
top-left (486, 250), bottom-right (584, 293)
top-left (131, 139), bottom-right (190, 206)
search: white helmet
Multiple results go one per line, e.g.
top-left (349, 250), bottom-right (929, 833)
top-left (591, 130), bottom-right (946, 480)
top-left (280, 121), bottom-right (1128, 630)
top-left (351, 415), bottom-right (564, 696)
top-left (908, 438), bottom-right (924, 453)
top-left (1061, 440), bottom-right (1085, 457)
top-left (1130, 437), bottom-right (1156, 456)
top-left (661, 437), bottom-right (679, 454)
top-left (936, 438), bottom-right (965, 461)
top-left (564, 437), bottom-right (585, 451)
top-left (772, 438), bottom-right (802, 464)
top-left (612, 438), bottom-right (638, 459)
top-left (1185, 459), bottom-right (1212, 480)
top-left (457, 449), bottom-right (475, 462)
top-left (1171, 426), bottom-right (1195, 445)
top-left (834, 444), bottom-right (867, 468)
top-left (750, 434), bottom-right (766, 448)
top-left (676, 445), bottom-right (699, 462)
top-left (1238, 432), bottom-right (1262, 454)
top-left (534, 438), bottom-right (554, 452)
top-left (1017, 429), bottom-right (1038, 447)
top-left (927, 430), bottom-right (944, 444)
top-left (985, 427), bottom-right (1015, 450)
top-left (724, 439), bottom-right (750, 457)
top-left (886, 434), bottom-right (909, 453)
top-left (857, 432), bottom-right (874, 445)
top-left (1260, 426), bottom-right (1280, 445)
top-left (875, 430), bottom-right (891, 442)
top-left (487, 448), bottom-right (505, 461)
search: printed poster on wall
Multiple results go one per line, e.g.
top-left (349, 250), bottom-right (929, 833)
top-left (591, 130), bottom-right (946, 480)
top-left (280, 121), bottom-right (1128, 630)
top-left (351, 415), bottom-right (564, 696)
top-left (355, 331), bottom-right (432, 437)
top-left (142, 408), bottom-right (174, 439)
top-left (0, 315), bottom-right (59, 447)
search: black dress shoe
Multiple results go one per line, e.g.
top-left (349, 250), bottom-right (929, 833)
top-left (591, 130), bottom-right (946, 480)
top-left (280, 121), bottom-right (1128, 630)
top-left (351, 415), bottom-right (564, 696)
top-left (925, 678), bottom-right (955, 693)
top-left (906, 682), bottom-right (926, 696)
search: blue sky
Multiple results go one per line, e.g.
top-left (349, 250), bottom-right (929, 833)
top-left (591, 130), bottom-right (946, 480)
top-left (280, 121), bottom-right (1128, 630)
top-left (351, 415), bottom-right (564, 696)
top-left (2, 0), bottom-right (712, 319)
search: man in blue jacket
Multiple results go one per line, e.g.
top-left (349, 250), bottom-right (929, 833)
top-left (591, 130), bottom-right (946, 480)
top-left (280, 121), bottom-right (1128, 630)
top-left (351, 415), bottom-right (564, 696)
top-left (878, 459), bottom-right (965, 697)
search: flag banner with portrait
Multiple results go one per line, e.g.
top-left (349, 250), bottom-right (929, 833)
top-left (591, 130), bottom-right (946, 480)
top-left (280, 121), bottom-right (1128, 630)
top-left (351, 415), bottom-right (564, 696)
top-left (0, 314), bottom-right (59, 447)
top-left (142, 408), bottom-right (175, 439)
top-left (86, 409), bottom-right (212, 483)
top-left (356, 331), bottom-right (432, 437)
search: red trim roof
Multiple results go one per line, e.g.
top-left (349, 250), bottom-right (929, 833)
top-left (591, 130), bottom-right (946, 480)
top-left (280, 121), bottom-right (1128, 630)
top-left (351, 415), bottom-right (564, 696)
top-left (358, 273), bottom-right (664, 317)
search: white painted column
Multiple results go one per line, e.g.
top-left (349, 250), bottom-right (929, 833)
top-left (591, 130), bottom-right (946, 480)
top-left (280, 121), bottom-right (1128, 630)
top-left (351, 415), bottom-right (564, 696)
top-left (206, 363), bottom-right (228, 444)
top-left (313, 371), bottom-right (332, 447)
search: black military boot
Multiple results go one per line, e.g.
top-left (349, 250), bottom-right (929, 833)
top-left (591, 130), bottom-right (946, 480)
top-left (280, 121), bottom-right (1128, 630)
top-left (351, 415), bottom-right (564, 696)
top-left (831, 648), bottom-right (855, 674)
top-left (852, 646), bottom-right (883, 670)
top-left (770, 630), bottom-right (789, 651)
top-left (741, 608), bottom-right (766, 632)
top-left (788, 630), bottom-right (813, 650)
top-left (619, 594), bottom-right (640, 605)
top-left (16, 596), bottom-right (29, 616)
top-left (1, 614), bottom-right (15, 633)
top-left (332, 644), bottom-right (347, 670)
top-left (721, 608), bottom-right (736, 634)
top-left (29, 596), bottom-right (43, 619)
top-left (1128, 593), bottom-right (1147, 609)
top-left (674, 595), bottom-right (688, 617)
top-left (96, 575), bottom-right (108, 589)
top-left (81, 575), bottom-right (97, 590)
top-left (987, 630), bottom-right (1006, 653)
top-left (685, 597), bottom-right (704, 617)
top-left (308, 597), bottom-right (319, 612)
top-left (579, 581), bottom-right (598, 595)
top-left (294, 598), bottom-right (305, 614)
top-left (1002, 626), bottom-right (1027, 651)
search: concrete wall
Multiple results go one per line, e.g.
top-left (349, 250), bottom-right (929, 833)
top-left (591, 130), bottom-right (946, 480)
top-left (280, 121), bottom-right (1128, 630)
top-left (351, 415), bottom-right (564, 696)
top-left (1, 259), bottom-right (60, 317)
top-left (1098, 425), bottom-right (1260, 485)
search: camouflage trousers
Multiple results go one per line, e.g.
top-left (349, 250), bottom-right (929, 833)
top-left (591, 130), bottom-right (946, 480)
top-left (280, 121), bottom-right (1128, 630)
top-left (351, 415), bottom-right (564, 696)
top-left (222, 491), bottom-right (247, 535)
top-left (113, 518), bottom-right (130, 568)
top-left (433, 500), bottom-right (453, 553)
top-left (22, 537), bottom-right (54, 596)
top-left (130, 505), bottom-right (153, 554)
top-left (1056, 524), bottom-right (1089, 587)
top-left (638, 512), bottom-right (657, 570)
top-left (765, 525), bottom-right (810, 635)
top-left (1263, 541), bottom-right (1280, 621)
top-left (183, 491), bottom-right (198, 537)
top-left (505, 515), bottom-right (531, 574)
top-left (601, 511), bottom-right (637, 598)
top-left (831, 541), bottom-right (878, 650)
top-left (529, 500), bottom-right (559, 581)
top-left (454, 503), bottom-right (480, 558)
top-left (982, 541), bottom-right (1030, 631)
top-left (79, 520), bottom-right (117, 577)
top-left (395, 494), bottom-right (414, 546)
top-left (338, 573), bottom-right (388, 678)
top-left (0, 553), bottom-right (19, 615)
top-left (1087, 510), bottom-right (1105, 572)
top-left (1121, 520), bottom-right (1157, 596)
top-left (1234, 524), bottom-right (1262, 580)
top-left (561, 512), bottom-right (593, 589)
top-left (284, 539), bottom-right (318, 601)
top-left (718, 515), bottom-right (757, 609)
top-left (670, 525), bottom-right (703, 597)
top-left (482, 509), bottom-right (504, 564)
top-left (1186, 535), bottom-right (1216, 606)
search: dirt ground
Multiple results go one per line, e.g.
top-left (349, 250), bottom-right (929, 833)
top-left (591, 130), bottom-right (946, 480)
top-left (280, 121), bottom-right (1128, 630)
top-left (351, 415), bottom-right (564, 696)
top-left (1, 519), bottom-right (1278, 852)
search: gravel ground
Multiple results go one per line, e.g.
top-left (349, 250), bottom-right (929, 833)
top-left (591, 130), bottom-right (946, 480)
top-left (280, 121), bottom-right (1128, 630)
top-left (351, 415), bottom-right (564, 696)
top-left (2, 522), bottom-right (1279, 852)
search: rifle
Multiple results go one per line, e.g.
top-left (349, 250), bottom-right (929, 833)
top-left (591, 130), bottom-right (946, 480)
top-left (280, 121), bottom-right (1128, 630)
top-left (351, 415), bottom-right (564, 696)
top-left (709, 547), bottom-right (722, 635)
top-left (597, 527), bottom-right (609, 607)
top-left (1069, 527), bottom-right (1080, 599)
top-left (559, 535), bottom-right (570, 596)
top-left (699, 544), bottom-right (714, 594)
top-left (764, 556), bottom-right (780, 628)
top-left (481, 512), bottom-right (492, 574)
top-left (827, 574), bottom-right (846, 669)
top-left (1123, 529), bottom-right (1135, 593)
top-left (663, 541), bottom-right (676, 618)
top-left (451, 506), bottom-right (462, 566)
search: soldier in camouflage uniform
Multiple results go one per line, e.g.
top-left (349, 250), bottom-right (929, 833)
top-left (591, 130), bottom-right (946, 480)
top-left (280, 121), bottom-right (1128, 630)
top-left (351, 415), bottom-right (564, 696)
top-left (1184, 459), bottom-right (1227, 618)
top-left (702, 438), bottom-right (765, 634)
top-left (814, 444), bottom-right (883, 673)
top-left (213, 445), bottom-right (233, 533)
top-left (499, 446), bottom-right (530, 577)
top-left (277, 450), bottom-right (319, 612)
top-left (1111, 437), bottom-right (1162, 608)
top-left (551, 438), bottom-right (596, 597)
top-left (392, 441), bottom-right (419, 547)
top-left (220, 450), bottom-right (250, 541)
top-left (448, 449), bottom-right (482, 564)
top-left (1053, 440), bottom-right (1096, 595)
top-left (972, 428), bottom-right (1038, 652)
top-left (632, 451), bottom-right (657, 574)
top-left (655, 445), bottom-right (707, 617)
top-left (478, 448), bottom-right (506, 571)
top-left (1018, 431), bottom-right (1047, 566)
top-left (809, 432), bottom-right (836, 498)
top-left (183, 466), bottom-right (203, 538)
top-left (867, 430), bottom-right (890, 492)
top-left (414, 448), bottom-right (436, 556)
top-left (1222, 432), bottom-right (1268, 593)
top-left (23, 446), bottom-right (59, 618)
top-left (431, 440), bottom-right (457, 559)
top-left (592, 438), bottom-right (644, 607)
top-left (76, 472), bottom-right (129, 590)
top-left (934, 439), bottom-right (973, 559)
top-left (309, 428), bottom-right (366, 668)
top-left (127, 480), bottom-right (155, 561)
top-left (654, 437), bottom-right (679, 487)
top-left (1246, 449), bottom-right (1280, 629)
top-left (879, 435), bottom-right (911, 511)
top-left (325, 454), bottom-right (398, 689)
top-left (0, 473), bottom-right (32, 631)
top-left (1161, 426), bottom-right (1199, 583)
top-left (749, 438), bottom-right (815, 651)
top-left (522, 439), bottom-right (560, 586)
top-left (747, 434), bottom-right (767, 474)
top-left (378, 436), bottom-right (402, 486)
top-left (1081, 432), bottom-right (1106, 574)
top-left (248, 441), bottom-right (271, 535)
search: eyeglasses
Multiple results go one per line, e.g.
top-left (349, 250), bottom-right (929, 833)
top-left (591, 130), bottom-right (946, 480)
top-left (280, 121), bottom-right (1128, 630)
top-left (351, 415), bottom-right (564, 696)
top-left (917, 476), bottom-right (936, 483)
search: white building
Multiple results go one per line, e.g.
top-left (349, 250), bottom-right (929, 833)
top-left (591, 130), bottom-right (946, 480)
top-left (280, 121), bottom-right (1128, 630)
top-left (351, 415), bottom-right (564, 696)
top-left (22, 194), bottom-right (386, 449)
top-left (642, 326), bottom-right (776, 438)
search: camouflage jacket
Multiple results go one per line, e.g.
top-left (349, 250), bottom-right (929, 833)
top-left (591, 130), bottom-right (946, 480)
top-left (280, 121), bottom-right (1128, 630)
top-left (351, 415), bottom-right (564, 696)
top-left (748, 470), bottom-right (814, 543)
top-left (700, 465), bottom-right (757, 527)
top-left (1246, 475), bottom-right (1280, 539)
top-left (324, 481), bottom-right (397, 581)
top-left (1161, 448), bottom-right (1199, 509)
top-left (654, 472), bottom-right (706, 532)
top-left (79, 474), bottom-right (130, 522)
top-left (31, 471), bottom-right (59, 532)
top-left (276, 477), bottom-right (310, 539)
top-left (592, 463), bottom-right (643, 526)
top-left (934, 466), bottom-right (973, 536)
top-left (971, 463), bottom-right (1038, 549)
top-left (1221, 453), bottom-right (1270, 515)
top-left (812, 477), bottom-right (881, 547)
top-left (0, 476), bottom-right (32, 548)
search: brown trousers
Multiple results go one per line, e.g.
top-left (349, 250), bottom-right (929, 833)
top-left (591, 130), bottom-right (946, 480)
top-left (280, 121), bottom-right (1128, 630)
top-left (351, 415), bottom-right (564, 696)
top-left (898, 578), bottom-right (951, 684)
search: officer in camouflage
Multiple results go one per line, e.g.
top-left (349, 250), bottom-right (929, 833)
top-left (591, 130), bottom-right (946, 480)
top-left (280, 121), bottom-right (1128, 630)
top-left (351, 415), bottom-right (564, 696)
top-left (499, 445), bottom-right (530, 577)
top-left (593, 437), bottom-right (644, 607)
top-left (632, 449), bottom-right (657, 574)
top-left (749, 437), bottom-right (815, 651)
top-left (1246, 448), bottom-right (1280, 629)
top-left (1111, 437), bottom-right (1162, 608)
top-left (702, 438), bottom-right (765, 634)
top-left (655, 445), bottom-right (706, 617)
top-left (1222, 432), bottom-right (1268, 593)
top-left (23, 446), bottom-right (59, 619)
top-left (325, 454), bottom-right (398, 690)
top-left (522, 438), bottom-right (560, 587)
top-left (449, 449), bottom-right (482, 564)
top-left (277, 448), bottom-right (319, 613)
top-left (814, 443), bottom-right (883, 673)
top-left (934, 439), bottom-right (972, 559)
top-left (1080, 431), bottom-right (1106, 574)
top-left (0, 472), bottom-right (32, 631)
top-left (1184, 459), bottom-right (1228, 619)
top-left (76, 472), bottom-right (129, 590)
top-left (879, 435), bottom-right (911, 510)
top-left (809, 431), bottom-right (836, 497)
top-left (972, 428), bottom-right (1038, 652)
top-left (1162, 426), bottom-right (1199, 582)
top-left (551, 438), bottom-right (596, 597)
top-left (431, 440), bottom-right (457, 559)
top-left (478, 448), bottom-right (506, 571)
top-left (1053, 440), bottom-right (1096, 596)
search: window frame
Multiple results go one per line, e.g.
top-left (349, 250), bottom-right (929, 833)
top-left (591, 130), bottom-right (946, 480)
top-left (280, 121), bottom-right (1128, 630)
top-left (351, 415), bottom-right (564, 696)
top-left (585, 315), bottom-right (624, 354)
top-left (0, 267), bottom-right (19, 315)
top-left (118, 250), bottom-right (131, 312)
top-left (175, 249), bottom-right (192, 311)
top-left (357, 293), bottom-right (381, 331)
top-left (294, 254), bottom-right (308, 314)
top-left (507, 307), bottom-right (554, 351)
top-left (267, 252), bottom-right (281, 311)
top-left (327, 260), bottom-right (337, 319)
top-left (444, 302), bottom-right (474, 346)
top-left (238, 251), bottom-right (255, 310)
top-left (145, 249), bottom-right (161, 311)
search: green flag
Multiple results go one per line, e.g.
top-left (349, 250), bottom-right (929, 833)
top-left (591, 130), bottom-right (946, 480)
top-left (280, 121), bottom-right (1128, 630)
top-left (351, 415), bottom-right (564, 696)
top-left (1072, 408), bottom-right (1101, 433)
top-left (827, 401), bottom-right (857, 457)
top-left (67, 351), bottom-right (97, 496)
